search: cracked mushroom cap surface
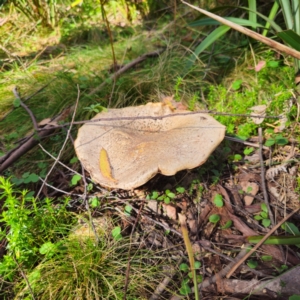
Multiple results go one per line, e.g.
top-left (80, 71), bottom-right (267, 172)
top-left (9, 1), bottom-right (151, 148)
top-left (74, 102), bottom-right (226, 190)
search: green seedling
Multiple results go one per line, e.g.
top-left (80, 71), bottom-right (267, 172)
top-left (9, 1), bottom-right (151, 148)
top-left (11, 172), bottom-right (39, 185)
top-left (157, 190), bottom-right (176, 204)
top-left (70, 174), bottom-right (81, 186)
top-left (83, 103), bottom-right (107, 114)
top-left (221, 220), bottom-right (232, 229)
top-left (89, 196), bottom-right (100, 208)
top-left (111, 226), bottom-right (122, 241)
top-left (209, 214), bottom-right (220, 224)
top-left (231, 79), bottom-right (243, 90)
top-left (213, 194), bottom-right (224, 207)
top-left (179, 261), bottom-right (202, 296)
top-left (247, 259), bottom-right (258, 269)
top-left (254, 203), bottom-right (271, 228)
top-left (243, 147), bottom-right (254, 155)
top-left (124, 205), bottom-right (133, 216)
top-left (265, 133), bottom-right (289, 147)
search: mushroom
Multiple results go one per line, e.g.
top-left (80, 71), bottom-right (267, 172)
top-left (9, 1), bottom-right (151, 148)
top-left (74, 102), bottom-right (226, 190)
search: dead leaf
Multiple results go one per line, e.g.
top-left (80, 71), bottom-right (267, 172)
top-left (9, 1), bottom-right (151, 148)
top-left (99, 148), bottom-right (118, 183)
top-left (249, 105), bottom-right (267, 124)
top-left (162, 203), bottom-right (177, 220)
top-left (255, 60), bottom-right (266, 72)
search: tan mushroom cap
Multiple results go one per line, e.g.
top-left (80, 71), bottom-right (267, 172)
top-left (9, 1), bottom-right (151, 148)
top-left (74, 102), bottom-right (226, 190)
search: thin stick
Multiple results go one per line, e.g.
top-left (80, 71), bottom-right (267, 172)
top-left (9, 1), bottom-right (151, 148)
top-left (36, 85), bottom-right (80, 198)
top-left (12, 87), bottom-right (38, 131)
top-left (226, 207), bottom-right (300, 278)
top-left (36, 110), bottom-right (282, 132)
top-left (225, 135), bottom-right (270, 150)
top-left (258, 127), bottom-right (274, 226)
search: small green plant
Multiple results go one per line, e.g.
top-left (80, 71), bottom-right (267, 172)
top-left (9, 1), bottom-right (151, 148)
top-left (247, 259), bottom-right (258, 269)
top-left (89, 196), bottom-right (100, 208)
top-left (174, 77), bottom-right (183, 100)
top-left (148, 189), bottom-right (176, 204)
top-left (179, 261), bottom-right (202, 296)
top-left (231, 79), bottom-right (243, 91)
top-left (70, 174), bottom-right (82, 186)
top-left (254, 203), bottom-right (271, 227)
top-left (111, 226), bottom-right (122, 241)
top-left (213, 194), bottom-right (224, 207)
top-left (221, 220), bottom-right (232, 229)
top-left (0, 176), bottom-right (74, 281)
top-left (244, 147), bottom-right (254, 155)
top-left (83, 103), bottom-right (107, 114)
top-left (209, 214), bottom-right (220, 224)
top-left (265, 133), bottom-right (289, 147)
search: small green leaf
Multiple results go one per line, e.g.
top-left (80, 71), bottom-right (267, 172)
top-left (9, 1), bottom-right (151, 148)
top-left (71, 174), bottom-right (81, 186)
top-left (213, 194), bottom-right (224, 207)
top-left (70, 157), bottom-right (79, 163)
top-left (232, 79), bottom-right (243, 90)
top-left (89, 197), bottom-right (100, 208)
top-left (179, 263), bottom-right (189, 272)
top-left (247, 259), bottom-right (258, 269)
top-left (267, 60), bottom-right (280, 68)
top-left (87, 183), bottom-right (93, 191)
top-left (196, 274), bottom-right (203, 283)
top-left (180, 279), bottom-right (191, 295)
top-left (265, 139), bottom-right (275, 147)
top-left (275, 136), bottom-right (288, 145)
top-left (13, 98), bottom-right (21, 107)
top-left (194, 261), bottom-right (201, 269)
top-left (261, 212), bottom-right (268, 219)
top-left (281, 222), bottom-right (300, 235)
top-left (166, 190), bottom-right (176, 199)
top-left (254, 215), bottom-right (263, 221)
top-left (124, 205), bottom-right (132, 215)
top-left (150, 191), bottom-right (159, 199)
top-left (261, 255), bottom-right (273, 262)
top-left (262, 218), bottom-right (271, 228)
top-left (289, 295), bottom-right (300, 300)
top-left (261, 203), bottom-right (268, 213)
top-left (209, 214), bottom-right (220, 224)
top-left (176, 187), bottom-right (185, 193)
top-left (233, 154), bottom-right (242, 161)
top-left (112, 227), bottom-right (122, 241)
top-left (244, 147), bottom-right (254, 155)
top-left (164, 197), bottom-right (171, 204)
top-left (221, 220), bottom-right (232, 229)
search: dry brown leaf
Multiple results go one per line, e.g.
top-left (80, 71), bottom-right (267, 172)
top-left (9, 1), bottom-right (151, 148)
top-left (249, 105), bottom-right (267, 124)
top-left (240, 181), bottom-right (259, 206)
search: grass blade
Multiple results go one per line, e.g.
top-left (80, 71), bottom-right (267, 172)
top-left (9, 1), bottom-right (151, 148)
top-left (262, 1), bottom-right (280, 36)
top-left (248, 0), bottom-right (257, 30)
top-left (277, 29), bottom-right (300, 51)
top-left (189, 17), bottom-right (263, 28)
top-left (186, 25), bottom-right (230, 72)
top-left (278, 0), bottom-right (294, 29)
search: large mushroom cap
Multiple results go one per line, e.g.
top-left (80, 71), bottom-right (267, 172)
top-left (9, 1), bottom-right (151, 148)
top-left (74, 102), bottom-right (226, 190)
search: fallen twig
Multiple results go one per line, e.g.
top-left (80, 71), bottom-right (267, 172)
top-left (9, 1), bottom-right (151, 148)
top-left (258, 127), bottom-right (275, 226)
top-left (12, 87), bottom-right (38, 131)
